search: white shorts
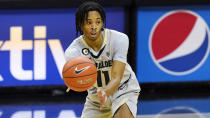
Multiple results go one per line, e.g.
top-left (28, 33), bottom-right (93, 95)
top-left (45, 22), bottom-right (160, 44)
top-left (81, 74), bottom-right (140, 118)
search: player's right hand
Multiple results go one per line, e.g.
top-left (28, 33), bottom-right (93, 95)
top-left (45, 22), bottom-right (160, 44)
top-left (66, 87), bottom-right (71, 93)
top-left (97, 88), bottom-right (107, 110)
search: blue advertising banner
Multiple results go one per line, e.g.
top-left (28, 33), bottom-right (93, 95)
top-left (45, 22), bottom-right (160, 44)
top-left (137, 6), bottom-right (210, 83)
top-left (139, 98), bottom-right (210, 118)
top-left (0, 104), bottom-right (83, 118)
top-left (0, 98), bottom-right (209, 118)
top-left (0, 8), bottom-right (125, 86)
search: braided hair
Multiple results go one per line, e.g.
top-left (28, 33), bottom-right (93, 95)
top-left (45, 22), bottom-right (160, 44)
top-left (75, 1), bottom-right (106, 36)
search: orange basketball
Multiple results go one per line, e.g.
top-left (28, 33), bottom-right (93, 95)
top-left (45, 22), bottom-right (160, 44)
top-left (62, 56), bottom-right (97, 92)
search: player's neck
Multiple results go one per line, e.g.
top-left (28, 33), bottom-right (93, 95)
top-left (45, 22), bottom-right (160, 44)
top-left (84, 33), bottom-right (103, 52)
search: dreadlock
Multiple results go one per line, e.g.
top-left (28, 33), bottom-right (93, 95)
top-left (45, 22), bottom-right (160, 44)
top-left (75, 1), bottom-right (106, 36)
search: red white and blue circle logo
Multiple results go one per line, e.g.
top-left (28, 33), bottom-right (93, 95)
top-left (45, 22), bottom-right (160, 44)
top-left (149, 10), bottom-right (210, 75)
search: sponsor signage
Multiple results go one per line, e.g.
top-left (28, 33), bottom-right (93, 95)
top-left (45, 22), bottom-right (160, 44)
top-left (0, 8), bottom-right (125, 86)
top-left (0, 104), bottom-right (83, 118)
top-left (139, 98), bottom-right (210, 118)
top-left (137, 6), bottom-right (210, 83)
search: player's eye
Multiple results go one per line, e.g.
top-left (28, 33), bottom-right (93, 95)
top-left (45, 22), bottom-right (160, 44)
top-left (87, 22), bottom-right (91, 25)
top-left (97, 21), bottom-right (101, 24)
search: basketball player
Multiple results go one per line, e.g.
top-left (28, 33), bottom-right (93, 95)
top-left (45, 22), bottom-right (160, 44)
top-left (65, 1), bottom-right (140, 118)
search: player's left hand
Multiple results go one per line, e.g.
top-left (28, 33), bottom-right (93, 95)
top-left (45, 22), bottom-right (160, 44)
top-left (97, 88), bottom-right (107, 110)
top-left (66, 87), bottom-right (71, 93)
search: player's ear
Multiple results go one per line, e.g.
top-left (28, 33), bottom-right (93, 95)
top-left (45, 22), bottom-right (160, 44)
top-left (80, 22), bottom-right (85, 31)
top-left (80, 25), bottom-right (84, 35)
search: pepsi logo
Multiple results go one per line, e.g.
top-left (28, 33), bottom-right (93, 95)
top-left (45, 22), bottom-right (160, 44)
top-left (149, 10), bottom-right (210, 75)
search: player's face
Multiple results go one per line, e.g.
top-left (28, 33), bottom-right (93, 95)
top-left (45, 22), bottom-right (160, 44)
top-left (82, 11), bottom-right (103, 41)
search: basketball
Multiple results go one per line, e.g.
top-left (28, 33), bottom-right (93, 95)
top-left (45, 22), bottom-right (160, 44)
top-left (62, 56), bottom-right (97, 92)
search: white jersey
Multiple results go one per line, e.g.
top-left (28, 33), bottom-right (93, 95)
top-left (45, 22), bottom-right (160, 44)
top-left (65, 28), bottom-right (136, 89)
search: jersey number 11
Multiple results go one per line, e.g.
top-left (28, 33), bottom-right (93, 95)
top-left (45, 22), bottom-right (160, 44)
top-left (97, 70), bottom-right (110, 87)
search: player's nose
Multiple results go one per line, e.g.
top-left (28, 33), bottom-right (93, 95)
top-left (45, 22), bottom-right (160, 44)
top-left (91, 23), bottom-right (97, 30)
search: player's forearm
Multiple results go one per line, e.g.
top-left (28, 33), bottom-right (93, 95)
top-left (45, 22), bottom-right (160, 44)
top-left (104, 77), bottom-right (121, 96)
top-left (104, 60), bottom-right (125, 96)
